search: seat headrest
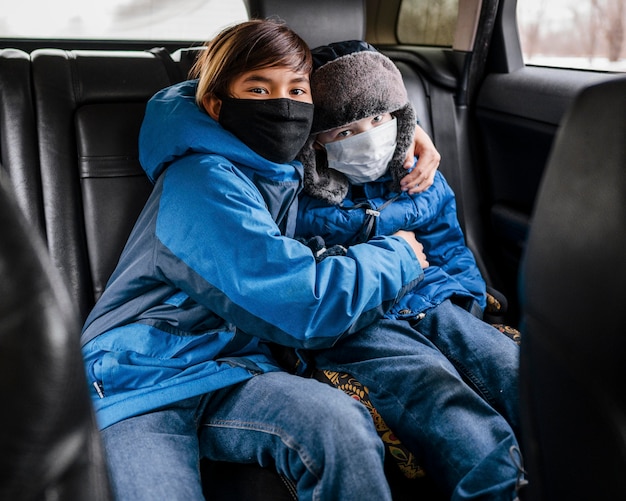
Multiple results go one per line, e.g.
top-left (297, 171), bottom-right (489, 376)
top-left (243, 0), bottom-right (365, 48)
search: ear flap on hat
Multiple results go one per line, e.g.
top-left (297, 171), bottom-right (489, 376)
top-left (387, 102), bottom-right (417, 192)
top-left (300, 136), bottom-right (350, 205)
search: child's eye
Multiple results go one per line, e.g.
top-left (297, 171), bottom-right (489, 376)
top-left (250, 87), bottom-right (268, 94)
top-left (336, 129), bottom-right (352, 139)
top-left (291, 88), bottom-right (306, 96)
top-left (372, 115), bottom-right (385, 124)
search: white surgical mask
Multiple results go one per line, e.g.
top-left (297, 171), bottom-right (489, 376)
top-left (324, 117), bottom-right (397, 185)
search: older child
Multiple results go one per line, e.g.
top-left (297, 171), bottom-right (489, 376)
top-left (80, 21), bottom-right (432, 501)
top-left (296, 41), bottom-right (526, 500)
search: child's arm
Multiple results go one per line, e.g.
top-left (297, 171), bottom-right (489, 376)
top-left (411, 174), bottom-right (487, 309)
top-left (400, 124), bottom-right (440, 194)
top-left (296, 176), bottom-right (447, 246)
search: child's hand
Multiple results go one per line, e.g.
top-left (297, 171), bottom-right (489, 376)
top-left (401, 125), bottom-right (440, 194)
top-left (393, 230), bottom-right (429, 269)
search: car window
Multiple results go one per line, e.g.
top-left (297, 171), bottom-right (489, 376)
top-left (397, 0), bottom-right (459, 46)
top-left (0, 0), bottom-right (248, 41)
top-left (517, 0), bottom-right (626, 72)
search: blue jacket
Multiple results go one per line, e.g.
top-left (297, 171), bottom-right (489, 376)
top-left (297, 170), bottom-right (487, 320)
top-left (80, 80), bottom-right (422, 430)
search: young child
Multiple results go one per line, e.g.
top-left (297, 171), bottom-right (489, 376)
top-left (296, 40), bottom-right (527, 500)
top-left (80, 21), bottom-right (432, 501)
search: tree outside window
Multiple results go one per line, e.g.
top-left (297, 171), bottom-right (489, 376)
top-left (518, 0), bottom-right (626, 72)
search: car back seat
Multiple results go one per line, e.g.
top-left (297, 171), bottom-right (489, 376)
top-left (245, 0), bottom-right (366, 49)
top-left (0, 49), bottom-right (45, 236)
top-left (31, 48), bottom-right (182, 322)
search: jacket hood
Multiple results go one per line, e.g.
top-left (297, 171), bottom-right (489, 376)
top-left (139, 80), bottom-right (302, 184)
top-left (298, 41), bottom-right (416, 204)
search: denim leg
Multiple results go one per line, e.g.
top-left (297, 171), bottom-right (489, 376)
top-left (417, 300), bottom-right (520, 433)
top-left (199, 371), bottom-right (392, 501)
top-left (101, 396), bottom-right (207, 501)
top-left (313, 319), bottom-right (521, 501)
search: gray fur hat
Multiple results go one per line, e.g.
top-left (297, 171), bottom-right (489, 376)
top-left (299, 41), bottom-right (416, 204)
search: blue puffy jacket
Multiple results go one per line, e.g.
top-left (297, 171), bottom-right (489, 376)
top-left (297, 170), bottom-right (486, 320)
top-left (80, 80), bottom-right (422, 430)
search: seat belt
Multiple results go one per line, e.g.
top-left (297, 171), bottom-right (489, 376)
top-left (429, 84), bottom-right (466, 233)
top-left (147, 47), bottom-right (185, 84)
top-left (428, 83), bottom-right (496, 288)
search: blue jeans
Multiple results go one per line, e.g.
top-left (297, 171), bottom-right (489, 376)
top-left (313, 300), bottom-right (522, 501)
top-left (100, 371), bottom-right (391, 501)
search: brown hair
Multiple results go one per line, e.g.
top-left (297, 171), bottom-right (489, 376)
top-left (191, 19), bottom-right (312, 107)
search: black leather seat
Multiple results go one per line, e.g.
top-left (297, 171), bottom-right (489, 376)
top-left (31, 48), bottom-right (181, 321)
top-left (0, 172), bottom-right (112, 500)
top-left (0, 49), bottom-right (45, 236)
top-left (519, 76), bottom-right (626, 500)
top-left (244, 0), bottom-right (366, 48)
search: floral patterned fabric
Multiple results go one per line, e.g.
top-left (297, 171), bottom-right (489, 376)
top-left (313, 369), bottom-right (425, 479)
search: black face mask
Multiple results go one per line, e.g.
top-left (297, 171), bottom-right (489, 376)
top-left (218, 97), bottom-right (314, 164)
